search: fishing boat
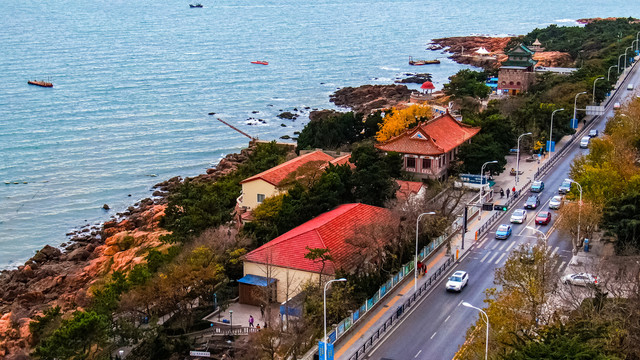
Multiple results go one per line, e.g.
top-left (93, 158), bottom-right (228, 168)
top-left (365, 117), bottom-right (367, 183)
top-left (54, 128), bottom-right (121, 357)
top-left (28, 80), bottom-right (53, 88)
top-left (251, 61), bottom-right (269, 65)
top-left (189, 3), bottom-right (203, 8)
top-left (408, 57), bottom-right (440, 66)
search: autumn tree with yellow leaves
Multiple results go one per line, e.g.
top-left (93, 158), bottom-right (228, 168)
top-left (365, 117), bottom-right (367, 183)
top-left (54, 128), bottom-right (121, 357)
top-left (375, 104), bottom-right (432, 142)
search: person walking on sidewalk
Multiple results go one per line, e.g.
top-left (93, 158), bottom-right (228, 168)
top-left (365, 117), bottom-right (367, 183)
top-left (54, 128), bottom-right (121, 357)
top-left (249, 315), bottom-right (254, 328)
top-left (506, 188), bottom-right (510, 198)
top-left (417, 261), bottom-right (423, 275)
top-left (500, 189), bottom-right (504, 198)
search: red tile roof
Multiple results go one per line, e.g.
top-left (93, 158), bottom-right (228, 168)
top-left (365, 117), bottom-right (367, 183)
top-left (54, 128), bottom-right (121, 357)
top-left (243, 203), bottom-right (394, 274)
top-left (240, 150), bottom-right (335, 186)
top-left (375, 112), bottom-right (481, 156)
top-left (395, 180), bottom-right (425, 201)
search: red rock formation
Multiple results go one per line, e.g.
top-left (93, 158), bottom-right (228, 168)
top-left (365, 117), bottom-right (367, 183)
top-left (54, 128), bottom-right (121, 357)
top-left (329, 84), bottom-right (412, 114)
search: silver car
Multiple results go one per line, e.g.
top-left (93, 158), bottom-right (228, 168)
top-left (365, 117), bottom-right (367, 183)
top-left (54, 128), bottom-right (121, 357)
top-left (561, 273), bottom-right (599, 287)
top-left (549, 195), bottom-right (563, 210)
top-left (510, 209), bottom-right (527, 224)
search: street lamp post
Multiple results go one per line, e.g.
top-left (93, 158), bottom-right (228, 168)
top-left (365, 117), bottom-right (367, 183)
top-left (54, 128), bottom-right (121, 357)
top-left (637, 31), bottom-right (640, 51)
top-left (324, 278), bottom-right (346, 360)
top-left (516, 133), bottom-right (532, 186)
top-left (526, 225), bottom-right (547, 247)
top-left (632, 40), bottom-right (639, 54)
top-left (592, 77), bottom-right (604, 104)
top-left (608, 65), bottom-right (618, 81)
top-left (462, 302), bottom-right (489, 360)
top-left (619, 54), bottom-right (625, 73)
top-left (415, 212), bottom-right (436, 292)
top-left (478, 160), bottom-right (498, 221)
top-left (573, 91), bottom-right (588, 130)
top-left (229, 310), bottom-right (233, 334)
top-left (549, 108), bottom-right (564, 154)
top-left (568, 179), bottom-right (583, 251)
top-left (625, 47), bottom-right (632, 71)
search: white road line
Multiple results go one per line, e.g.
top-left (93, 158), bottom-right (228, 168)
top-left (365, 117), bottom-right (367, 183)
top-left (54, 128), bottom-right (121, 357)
top-left (480, 252), bottom-right (491, 263)
top-left (491, 242), bottom-right (499, 250)
top-left (415, 350), bottom-right (422, 358)
top-left (495, 253), bottom-right (506, 265)
top-left (431, 332), bottom-right (437, 339)
top-left (551, 246), bottom-right (559, 257)
top-left (559, 261), bottom-right (566, 270)
top-left (499, 242), bottom-right (507, 251)
top-left (445, 315), bottom-right (451, 322)
top-left (506, 241), bottom-right (516, 252)
top-left (488, 252), bottom-right (499, 263)
top-left (458, 300), bottom-right (463, 306)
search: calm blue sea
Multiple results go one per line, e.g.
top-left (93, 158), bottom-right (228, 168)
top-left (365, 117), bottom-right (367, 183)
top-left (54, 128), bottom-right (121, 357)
top-left (0, 0), bottom-right (636, 268)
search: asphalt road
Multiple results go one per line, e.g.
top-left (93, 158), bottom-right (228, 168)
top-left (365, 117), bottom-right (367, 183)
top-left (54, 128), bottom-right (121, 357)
top-left (367, 64), bottom-right (640, 360)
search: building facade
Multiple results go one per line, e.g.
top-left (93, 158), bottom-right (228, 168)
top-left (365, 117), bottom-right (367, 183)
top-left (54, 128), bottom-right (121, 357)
top-left (375, 112), bottom-right (481, 181)
top-left (497, 44), bottom-right (538, 95)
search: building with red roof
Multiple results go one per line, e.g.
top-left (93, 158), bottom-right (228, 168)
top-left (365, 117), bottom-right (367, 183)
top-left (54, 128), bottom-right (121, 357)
top-left (238, 150), bottom-right (336, 210)
top-left (375, 112), bottom-right (480, 181)
top-left (239, 203), bottom-right (395, 304)
top-left (395, 180), bottom-right (426, 202)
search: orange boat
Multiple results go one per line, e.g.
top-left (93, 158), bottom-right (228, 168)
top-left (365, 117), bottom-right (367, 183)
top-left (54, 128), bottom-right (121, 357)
top-left (251, 61), bottom-right (269, 65)
top-left (28, 80), bottom-right (53, 88)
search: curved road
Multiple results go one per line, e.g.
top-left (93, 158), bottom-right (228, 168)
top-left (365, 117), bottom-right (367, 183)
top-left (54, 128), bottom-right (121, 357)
top-left (366, 62), bottom-right (640, 360)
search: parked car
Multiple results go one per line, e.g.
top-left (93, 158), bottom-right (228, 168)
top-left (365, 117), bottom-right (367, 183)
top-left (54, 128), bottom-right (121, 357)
top-left (549, 195), bottom-right (563, 210)
top-left (558, 179), bottom-right (572, 194)
top-left (495, 224), bottom-right (512, 240)
top-left (580, 136), bottom-right (590, 148)
top-left (614, 102), bottom-right (621, 109)
top-left (535, 211), bottom-right (552, 225)
top-left (445, 270), bottom-right (469, 292)
top-left (524, 195), bottom-right (540, 209)
top-left (628, 83), bottom-right (634, 90)
top-left (531, 180), bottom-right (544, 192)
top-left (589, 129), bottom-right (599, 137)
top-left (510, 209), bottom-right (527, 224)
top-left (561, 273), bottom-right (599, 287)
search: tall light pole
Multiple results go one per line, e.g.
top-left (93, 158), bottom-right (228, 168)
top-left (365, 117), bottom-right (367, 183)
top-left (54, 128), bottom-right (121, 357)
top-left (637, 31), bottom-right (640, 51)
top-left (415, 212), bottom-right (435, 292)
top-left (632, 40), bottom-right (639, 54)
top-left (229, 310), bottom-right (233, 333)
top-left (619, 54), bottom-right (625, 73)
top-left (462, 302), bottom-right (489, 360)
top-left (607, 65), bottom-right (618, 81)
top-left (625, 46), bottom-right (633, 71)
top-left (549, 108), bottom-right (564, 154)
top-left (568, 179), bottom-right (583, 251)
top-left (526, 225), bottom-right (547, 247)
top-left (573, 91), bottom-right (588, 130)
top-left (516, 133), bottom-right (532, 186)
top-left (324, 278), bottom-right (346, 360)
top-left (478, 160), bottom-right (498, 220)
top-left (592, 77), bottom-right (604, 104)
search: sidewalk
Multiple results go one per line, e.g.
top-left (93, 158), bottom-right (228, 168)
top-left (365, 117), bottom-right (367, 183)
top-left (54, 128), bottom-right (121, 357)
top-left (332, 129), bottom-right (582, 360)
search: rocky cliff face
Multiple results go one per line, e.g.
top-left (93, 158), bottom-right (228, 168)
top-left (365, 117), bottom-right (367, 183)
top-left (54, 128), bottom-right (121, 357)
top-left (330, 84), bottom-right (412, 114)
top-left (0, 143), bottom-right (257, 358)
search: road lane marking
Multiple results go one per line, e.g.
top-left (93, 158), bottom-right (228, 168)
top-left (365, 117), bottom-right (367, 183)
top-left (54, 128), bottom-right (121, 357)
top-left (495, 253), bottom-right (506, 265)
top-left (488, 252), bottom-right (499, 263)
top-left (445, 315), bottom-right (451, 322)
top-left (480, 252), bottom-right (491, 263)
top-left (491, 242), bottom-right (499, 250)
top-left (415, 350), bottom-right (422, 358)
top-left (506, 241), bottom-right (516, 252)
top-left (559, 261), bottom-right (566, 270)
top-left (431, 332), bottom-right (437, 339)
top-left (551, 246), bottom-right (559, 257)
top-left (499, 242), bottom-right (507, 251)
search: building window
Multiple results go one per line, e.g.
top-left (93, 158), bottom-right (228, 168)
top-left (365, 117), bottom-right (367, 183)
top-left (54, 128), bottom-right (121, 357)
top-left (406, 157), bottom-right (416, 168)
top-left (517, 81), bottom-right (521, 86)
top-left (257, 194), bottom-right (266, 203)
top-left (422, 158), bottom-right (431, 169)
top-left (509, 81), bottom-right (514, 85)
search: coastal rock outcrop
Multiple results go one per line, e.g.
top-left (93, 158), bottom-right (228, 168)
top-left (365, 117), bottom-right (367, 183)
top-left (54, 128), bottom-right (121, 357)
top-left (330, 84), bottom-right (412, 114)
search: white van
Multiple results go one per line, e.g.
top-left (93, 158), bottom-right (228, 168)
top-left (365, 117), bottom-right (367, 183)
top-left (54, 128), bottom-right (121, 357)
top-left (580, 136), bottom-right (590, 148)
top-left (628, 84), bottom-right (634, 91)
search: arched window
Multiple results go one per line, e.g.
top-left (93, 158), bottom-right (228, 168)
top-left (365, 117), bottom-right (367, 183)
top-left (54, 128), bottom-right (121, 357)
top-left (516, 81), bottom-right (521, 86)
top-left (509, 81), bottom-right (514, 85)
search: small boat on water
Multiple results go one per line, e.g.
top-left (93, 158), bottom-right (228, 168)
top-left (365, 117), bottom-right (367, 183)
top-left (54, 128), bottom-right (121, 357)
top-left (409, 57), bottom-right (440, 66)
top-left (28, 80), bottom-right (53, 88)
top-left (189, 3), bottom-right (203, 8)
top-left (251, 61), bottom-right (269, 65)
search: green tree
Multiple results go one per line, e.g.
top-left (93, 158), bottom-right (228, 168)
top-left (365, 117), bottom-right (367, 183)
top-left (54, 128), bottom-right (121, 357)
top-left (443, 69), bottom-right (491, 100)
top-left (304, 247), bottom-right (333, 288)
top-left (351, 143), bottom-right (401, 206)
top-left (602, 191), bottom-right (640, 253)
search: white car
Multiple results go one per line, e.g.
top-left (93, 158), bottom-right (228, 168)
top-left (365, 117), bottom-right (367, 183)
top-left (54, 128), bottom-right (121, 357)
top-left (561, 273), bottom-right (599, 287)
top-left (580, 136), bottom-right (590, 148)
top-left (510, 209), bottom-right (527, 224)
top-left (445, 270), bottom-right (469, 292)
top-left (549, 195), bottom-right (563, 210)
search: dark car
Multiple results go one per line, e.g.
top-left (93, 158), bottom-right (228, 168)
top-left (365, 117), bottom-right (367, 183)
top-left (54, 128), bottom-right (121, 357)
top-left (589, 129), bottom-right (599, 138)
top-left (524, 195), bottom-right (540, 209)
top-left (558, 179), bottom-right (572, 194)
top-left (535, 211), bottom-right (552, 225)
top-left (531, 181), bottom-right (544, 193)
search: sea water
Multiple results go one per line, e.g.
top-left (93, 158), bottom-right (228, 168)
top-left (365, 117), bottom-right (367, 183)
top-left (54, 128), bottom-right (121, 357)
top-left (0, 0), bottom-right (636, 268)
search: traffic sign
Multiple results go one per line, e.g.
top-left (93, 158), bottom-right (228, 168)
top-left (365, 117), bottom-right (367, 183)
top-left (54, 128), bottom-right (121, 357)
top-left (586, 105), bottom-right (605, 116)
top-left (546, 140), bottom-right (555, 152)
top-left (571, 118), bottom-right (579, 129)
top-left (482, 203), bottom-right (494, 211)
top-left (319, 342), bottom-right (334, 360)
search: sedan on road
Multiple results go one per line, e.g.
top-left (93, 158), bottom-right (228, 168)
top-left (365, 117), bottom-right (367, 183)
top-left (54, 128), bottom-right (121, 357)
top-left (495, 224), bottom-right (512, 240)
top-left (510, 209), bottom-right (527, 224)
top-left (549, 195), bottom-right (563, 210)
top-left (445, 270), bottom-right (469, 292)
top-left (524, 195), bottom-right (540, 209)
top-left (589, 129), bottom-right (599, 137)
top-left (531, 180), bottom-right (544, 192)
top-left (535, 211), bottom-right (552, 225)
top-left (559, 179), bottom-right (572, 194)
top-left (561, 273), bottom-right (599, 287)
